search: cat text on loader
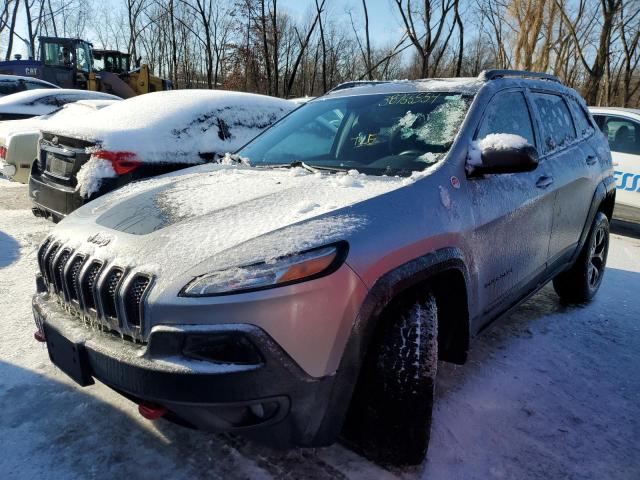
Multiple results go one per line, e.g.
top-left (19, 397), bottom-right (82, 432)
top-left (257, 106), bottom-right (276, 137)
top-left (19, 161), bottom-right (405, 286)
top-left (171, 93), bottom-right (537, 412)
top-left (0, 37), bottom-right (171, 98)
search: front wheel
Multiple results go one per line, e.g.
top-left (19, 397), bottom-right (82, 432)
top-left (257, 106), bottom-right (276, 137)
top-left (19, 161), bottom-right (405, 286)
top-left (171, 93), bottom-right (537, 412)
top-left (553, 211), bottom-right (609, 303)
top-left (343, 291), bottom-right (438, 466)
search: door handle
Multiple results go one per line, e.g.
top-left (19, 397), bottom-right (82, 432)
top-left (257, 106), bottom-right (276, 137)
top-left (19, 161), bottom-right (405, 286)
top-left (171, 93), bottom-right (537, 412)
top-left (586, 155), bottom-right (597, 165)
top-left (536, 176), bottom-right (554, 189)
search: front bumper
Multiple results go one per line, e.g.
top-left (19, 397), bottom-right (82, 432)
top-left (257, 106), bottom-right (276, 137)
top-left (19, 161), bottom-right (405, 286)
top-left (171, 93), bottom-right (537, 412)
top-left (33, 292), bottom-right (342, 446)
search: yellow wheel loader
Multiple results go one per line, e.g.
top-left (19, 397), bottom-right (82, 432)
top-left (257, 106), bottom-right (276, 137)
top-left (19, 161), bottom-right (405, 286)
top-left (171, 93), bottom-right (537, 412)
top-left (0, 37), bottom-right (172, 98)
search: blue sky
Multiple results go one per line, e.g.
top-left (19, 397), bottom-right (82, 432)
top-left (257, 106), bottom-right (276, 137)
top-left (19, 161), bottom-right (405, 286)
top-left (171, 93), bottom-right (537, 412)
top-left (6, 0), bottom-right (406, 59)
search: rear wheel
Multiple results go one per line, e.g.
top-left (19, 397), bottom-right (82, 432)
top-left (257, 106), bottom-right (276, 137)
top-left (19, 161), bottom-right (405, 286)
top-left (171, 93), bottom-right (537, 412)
top-left (553, 212), bottom-right (609, 303)
top-left (343, 291), bottom-right (438, 466)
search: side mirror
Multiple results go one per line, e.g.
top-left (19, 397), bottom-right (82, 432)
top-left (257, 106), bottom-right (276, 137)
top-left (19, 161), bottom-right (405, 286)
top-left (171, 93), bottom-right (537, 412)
top-left (467, 134), bottom-right (539, 176)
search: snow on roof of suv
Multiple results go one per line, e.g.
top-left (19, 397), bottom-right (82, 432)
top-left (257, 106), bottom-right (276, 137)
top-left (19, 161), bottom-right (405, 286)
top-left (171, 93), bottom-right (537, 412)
top-left (0, 89), bottom-right (120, 119)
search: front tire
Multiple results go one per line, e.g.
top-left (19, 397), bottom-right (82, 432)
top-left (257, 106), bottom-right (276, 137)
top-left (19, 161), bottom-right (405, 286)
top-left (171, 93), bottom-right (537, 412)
top-left (343, 291), bottom-right (438, 466)
top-left (553, 211), bottom-right (609, 303)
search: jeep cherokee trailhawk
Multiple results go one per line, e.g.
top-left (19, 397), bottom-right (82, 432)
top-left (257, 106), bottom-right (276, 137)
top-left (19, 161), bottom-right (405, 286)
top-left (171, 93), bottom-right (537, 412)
top-left (32, 70), bottom-right (615, 465)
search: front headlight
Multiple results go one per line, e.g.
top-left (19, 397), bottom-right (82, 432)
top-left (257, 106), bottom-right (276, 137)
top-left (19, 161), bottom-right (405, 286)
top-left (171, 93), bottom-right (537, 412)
top-left (180, 242), bottom-right (348, 297)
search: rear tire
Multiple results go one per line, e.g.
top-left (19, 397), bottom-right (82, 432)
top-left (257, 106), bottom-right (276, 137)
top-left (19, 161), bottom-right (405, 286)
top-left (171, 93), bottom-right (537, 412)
top-left (343, 291), bottom-right (438, 466)
top-left (553, 212), bottom-right (609, 303)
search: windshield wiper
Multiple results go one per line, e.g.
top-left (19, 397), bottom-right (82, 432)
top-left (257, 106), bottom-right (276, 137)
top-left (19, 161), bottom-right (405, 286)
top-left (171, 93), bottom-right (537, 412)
top-left (289, 161), bottom-right (322, 174)
top-left (290, 161), bottom-right (348, 174)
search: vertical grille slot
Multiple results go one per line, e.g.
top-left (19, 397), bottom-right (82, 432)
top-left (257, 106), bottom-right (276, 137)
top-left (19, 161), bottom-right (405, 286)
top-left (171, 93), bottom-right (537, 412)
top-left (44, 243), bottom-right (60, 286)
top-left (124, 275), bottom-right (151, 328)
top-left (37, 238), bottom-right (52, 277)
top-left (66, 255), bottom-right (85, 303)
top-left (101, 267), bottom-right (124, 319)
top-left (81, 261), bottom-right (103, 312)
top-left (53, 249), bottom-right (72, 295)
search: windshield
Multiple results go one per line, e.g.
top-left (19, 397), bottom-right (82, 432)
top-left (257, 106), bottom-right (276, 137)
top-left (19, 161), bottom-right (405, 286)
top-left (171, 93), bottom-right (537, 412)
top-left (238, 92), bottom-right (473, 176)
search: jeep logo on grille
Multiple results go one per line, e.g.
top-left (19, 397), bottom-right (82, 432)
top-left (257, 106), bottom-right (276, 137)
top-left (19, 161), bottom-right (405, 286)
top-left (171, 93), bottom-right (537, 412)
top-left (87, 233), bottom-right (113, 247)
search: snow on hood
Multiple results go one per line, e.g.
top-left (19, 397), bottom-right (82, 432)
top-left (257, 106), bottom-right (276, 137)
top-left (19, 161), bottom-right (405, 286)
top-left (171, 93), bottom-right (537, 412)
top-left (0, 100), bottom-right (119, 138)
top-left (53, 163), bottom-right (434, 280)
top-left (0, 89), bottom-right (119, 116)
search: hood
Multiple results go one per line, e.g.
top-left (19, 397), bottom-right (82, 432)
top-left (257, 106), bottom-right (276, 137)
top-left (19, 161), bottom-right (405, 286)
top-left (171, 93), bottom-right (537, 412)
top-left (52, 163), bottom-right (430, 281)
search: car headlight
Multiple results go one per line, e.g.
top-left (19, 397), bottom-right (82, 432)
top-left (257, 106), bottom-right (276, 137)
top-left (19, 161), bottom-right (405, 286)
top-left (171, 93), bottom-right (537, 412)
top-left (180, 242), bottom-right (348, 297)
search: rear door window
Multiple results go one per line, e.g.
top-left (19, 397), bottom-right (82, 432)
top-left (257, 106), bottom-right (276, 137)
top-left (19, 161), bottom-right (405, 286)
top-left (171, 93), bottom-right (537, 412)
top-left (603, 117), bottom-right (640, 155)
top-left (532, 93), bottom-right (576, 152)
top-left (476, 91), bottom-right (536, 146)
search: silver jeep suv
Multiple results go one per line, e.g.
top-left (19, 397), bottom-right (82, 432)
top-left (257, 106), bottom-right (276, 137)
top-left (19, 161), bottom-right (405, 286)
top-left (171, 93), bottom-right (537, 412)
top-left (33, 70), bottom-right (615, 465)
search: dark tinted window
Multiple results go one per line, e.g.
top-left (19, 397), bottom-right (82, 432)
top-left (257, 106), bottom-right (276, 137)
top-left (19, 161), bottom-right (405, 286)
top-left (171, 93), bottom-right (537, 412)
top-left (532, 93), bottom-right (576, 152)
top-left (566, 97), bottom-right (593, 137)
top-left (0, 79), bottom-right (26, 95)
top-left (476, 91), bottom-right (535, 146)
top-left (603, 117), bottom-right (640, 155)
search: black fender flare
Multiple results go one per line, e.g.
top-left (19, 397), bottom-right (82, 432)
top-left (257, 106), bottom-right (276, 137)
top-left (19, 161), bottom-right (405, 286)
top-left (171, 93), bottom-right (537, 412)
top-left (570, 176), bottom-right (615, 265)
top-left (308, 247), bottom-right (471, 445)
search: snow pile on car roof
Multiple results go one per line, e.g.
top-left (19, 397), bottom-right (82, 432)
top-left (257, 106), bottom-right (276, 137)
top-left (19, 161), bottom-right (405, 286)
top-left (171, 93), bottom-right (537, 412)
top-left (48, 90), bottom-right (295, 161)
top-left (0, 100), bottom-right (119, 137)
top-left (49, 90), bottom-right (295, 197)
top-left (0, 89), bottom-right (119, 116)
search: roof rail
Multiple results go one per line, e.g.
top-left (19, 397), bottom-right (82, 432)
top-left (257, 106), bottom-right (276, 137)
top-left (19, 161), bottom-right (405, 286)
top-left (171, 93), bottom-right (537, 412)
top-left (326, 80), bottom-right (391, 94)
top-left (479, 69), bottom-right (561, 83)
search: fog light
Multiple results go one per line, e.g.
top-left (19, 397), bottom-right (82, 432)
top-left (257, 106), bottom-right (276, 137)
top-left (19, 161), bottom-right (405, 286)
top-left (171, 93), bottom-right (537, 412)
top-left (182, 333), bottom-right (263, 365)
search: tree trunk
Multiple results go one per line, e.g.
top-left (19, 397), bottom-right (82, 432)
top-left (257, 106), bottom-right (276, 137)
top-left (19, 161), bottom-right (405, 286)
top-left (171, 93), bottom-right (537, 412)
top-left (5, 0), bottom-right (20, 60)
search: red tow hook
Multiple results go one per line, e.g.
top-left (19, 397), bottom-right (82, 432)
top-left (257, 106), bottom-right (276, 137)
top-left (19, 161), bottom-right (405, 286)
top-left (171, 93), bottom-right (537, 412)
top-left (34, 330), bottom-right (46, 342)
top-left (138, 402), bottom-right (167, 420)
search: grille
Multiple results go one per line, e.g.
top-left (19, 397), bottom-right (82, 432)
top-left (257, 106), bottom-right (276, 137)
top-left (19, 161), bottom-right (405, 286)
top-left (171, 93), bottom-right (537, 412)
top-left (43, 243), bottom-right (60, 286)
top-left (101, 268), bottom-right (124, 319)
top-left (36, 239), bottom-right (152, 335)
top-left (53, 250), bottom-right (72, 295)
top-left (66, 255), bottom-right (85, 303)
top-left (37, 238), bottom-right (52, 274)
top-left (124, 275), bottom-right (151, 327)
top-left (82, 261), bottom-right (102, 311)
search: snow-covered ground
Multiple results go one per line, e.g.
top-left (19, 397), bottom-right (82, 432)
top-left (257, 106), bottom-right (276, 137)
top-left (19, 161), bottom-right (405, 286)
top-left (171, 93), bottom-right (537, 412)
top-left (1, 184), bottom-right (639, 479)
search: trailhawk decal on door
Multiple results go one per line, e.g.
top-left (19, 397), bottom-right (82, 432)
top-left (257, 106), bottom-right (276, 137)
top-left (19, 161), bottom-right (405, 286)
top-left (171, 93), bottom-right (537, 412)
top-left (614, 171), bottom-right (640, 192)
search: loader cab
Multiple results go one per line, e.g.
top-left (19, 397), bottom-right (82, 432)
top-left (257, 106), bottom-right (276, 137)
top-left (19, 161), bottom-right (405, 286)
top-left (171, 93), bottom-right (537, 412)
top-left (93, 50), bottom-right (131, 74)
top-left (39, 37), bottom-right (93, 88)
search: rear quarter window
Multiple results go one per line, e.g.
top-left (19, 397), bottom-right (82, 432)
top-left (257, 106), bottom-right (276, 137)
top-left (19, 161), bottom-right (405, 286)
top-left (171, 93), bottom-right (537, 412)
top-left (566, 97), bottom-right (593, 137)
top-left (532, 93), bottom-right (576, 152)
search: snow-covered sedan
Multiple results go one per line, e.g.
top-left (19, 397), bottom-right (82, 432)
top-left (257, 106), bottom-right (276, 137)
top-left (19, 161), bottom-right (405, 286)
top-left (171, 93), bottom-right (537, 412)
top-left (0, 100), bottom-right (119, 183)
top-left (29, 90), bottom-right (295, 221)
top-left (0, 74), bottom-right (59, 97)
top-left (590, 107), bottom-right (640, 222)
top-left (0, 88), bottom-right (119, 121)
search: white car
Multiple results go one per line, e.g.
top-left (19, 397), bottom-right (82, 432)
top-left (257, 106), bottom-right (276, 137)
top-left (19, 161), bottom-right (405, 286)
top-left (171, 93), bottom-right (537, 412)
top-left (0, 100), bottom-right (119, 183)
top-left (0, 88), bottom-right (119, 121)
top-left (0, 74), bottom-right (59, 97)
top-left (590, 107), bottom-right (640, 222)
